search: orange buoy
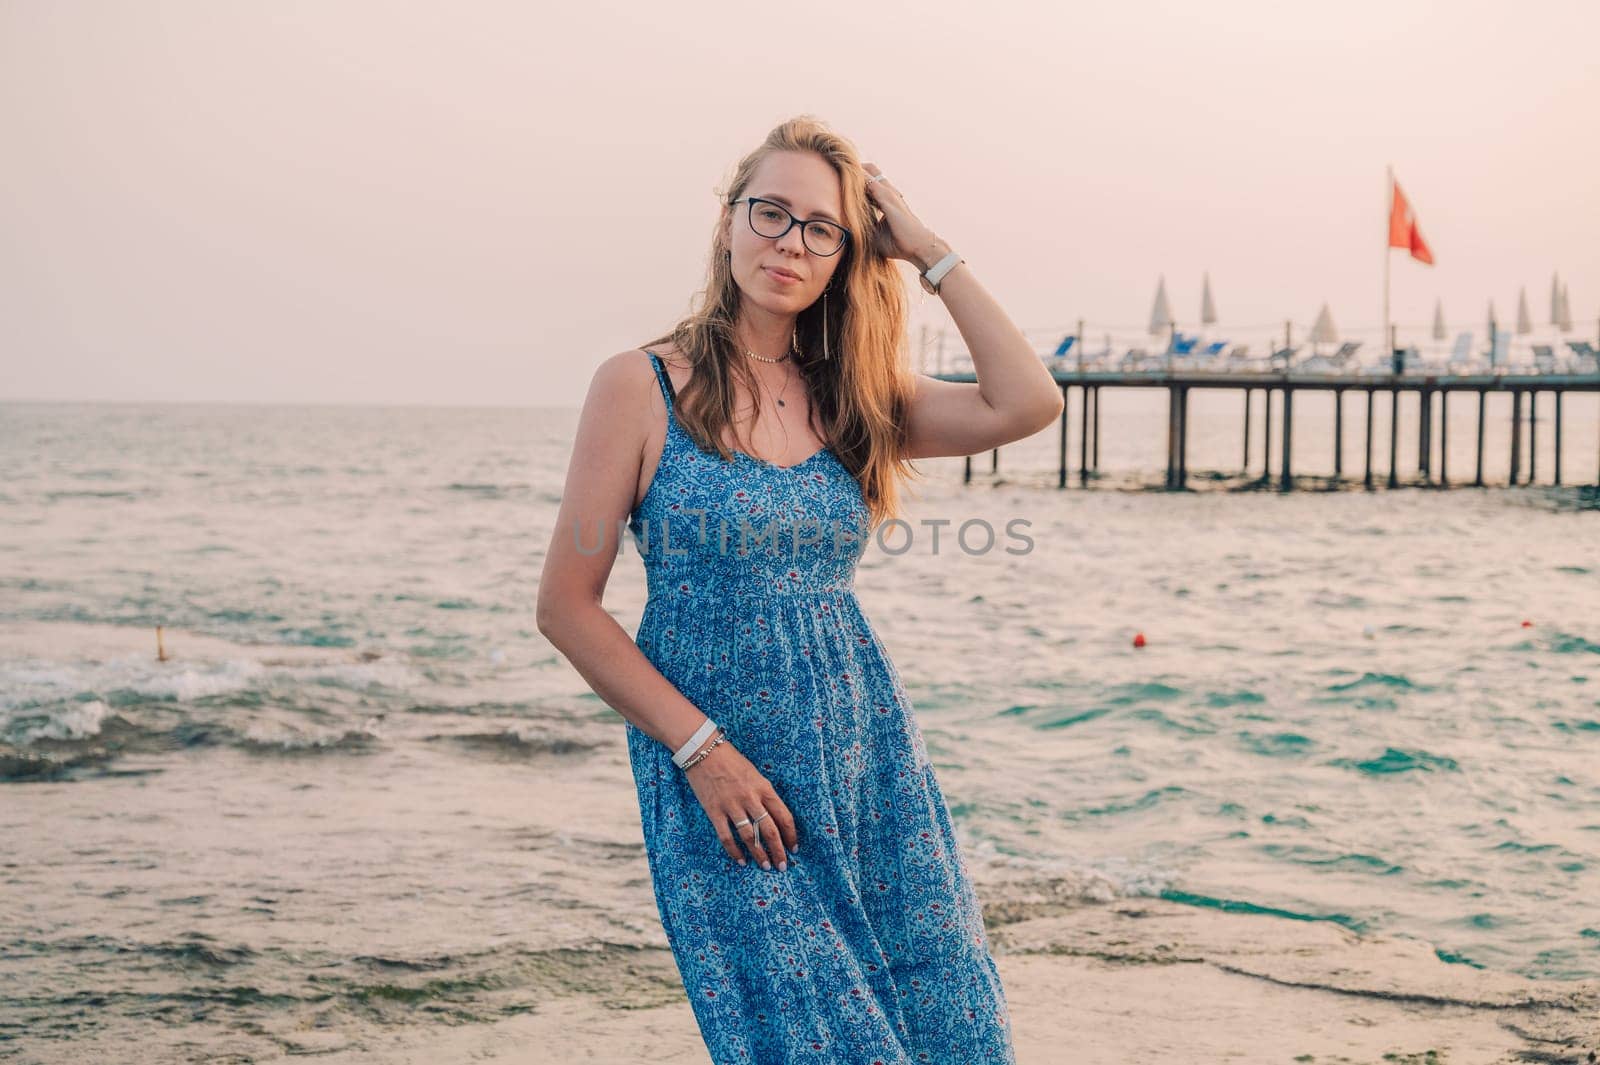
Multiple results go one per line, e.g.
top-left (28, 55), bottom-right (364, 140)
top-left (1521, 619), bottom-right (1533, 628)
top-left (1133, 632), bottom-right (1146, 648)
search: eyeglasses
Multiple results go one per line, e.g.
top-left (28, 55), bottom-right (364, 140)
top-left (730, 196), bottom-right (851, 257)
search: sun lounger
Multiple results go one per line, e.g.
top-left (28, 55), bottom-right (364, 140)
top-left (1079, 343), bottom-right (1114, 370)
top-left (1441, 333), bottom-right (1483, 373)
top-left (1565, 340), bottom-right (1598, 372)
top-left (1298, 342), bottom-right (1360, 374)
top-left (1118, 347), bottom-right (1155, 372)
top-left (1268, 344), bottom-right (1301, 370)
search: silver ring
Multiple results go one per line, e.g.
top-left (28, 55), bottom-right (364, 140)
top-left (751, 811), bottom-right (770, 825)
top-left (732, 817), bottom-right (752, 827)
top-left (867, 173), bottom-right (886, 184)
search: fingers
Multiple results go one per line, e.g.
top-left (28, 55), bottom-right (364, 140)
top-left (714, 822), bottom-right (745, 866)
top-left (871, 225), bottom-right (898, 260)
top-left (764, 789), bottom-right (799, 855)
top-left (860, 161), bottom-right (899, 201)
top-left (729, 793), bottom-right (799, 872)
top-left (695, 765), bottom-right (799, 872)
top-left (862, 161), bottom-right (886, 196)
top-left (739, 817), bottom-right (779, 871)
top-left (860, 162), bottom-right (913, 262)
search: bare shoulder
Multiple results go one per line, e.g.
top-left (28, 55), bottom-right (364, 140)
top-left (589, 348), bottom-right (639, 383)
top-left (585, 349), bottom-right (660, 408)
top-left (597, 344), bottom-right (688, 384)
top-left (572, 350), bottom-right (663, 455)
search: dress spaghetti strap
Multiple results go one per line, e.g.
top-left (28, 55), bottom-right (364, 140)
top-left (643, 349), bottom-right (676, 406)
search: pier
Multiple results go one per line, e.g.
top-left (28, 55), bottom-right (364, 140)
top-left (934, 368), bottom-right (1600, 491)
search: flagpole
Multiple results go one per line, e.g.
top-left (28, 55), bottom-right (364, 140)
top-left (1383, 163), bottom-right (1392, 368)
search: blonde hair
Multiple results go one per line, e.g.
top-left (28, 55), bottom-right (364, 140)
top-left (642, 114), bottom-right (922, 529)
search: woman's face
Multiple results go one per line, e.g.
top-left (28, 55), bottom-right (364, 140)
top-left (726, 150), bottom-right (847, 317)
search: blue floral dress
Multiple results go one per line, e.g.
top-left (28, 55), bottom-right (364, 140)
top-left (624, 351), bottom-right (1017, 1064)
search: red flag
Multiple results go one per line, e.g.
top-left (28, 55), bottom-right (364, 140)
top-left (1388, 178), bottom-right (1434, 264)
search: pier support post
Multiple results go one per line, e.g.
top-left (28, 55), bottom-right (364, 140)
top-left (1439, 390), bottom-right (1449, 487)
top-left (1528, 392), bottom-right (1538, 485)
top-left (1418, 387), bottom-right (1431, 479)
top-left (1510, 391), bottom-right (1522, 486)
top-left (1057, 385), bottom-right (1069, 489)
top-left (1079, 381), bottom-right (1091, 486)
top-left (1332, 388), bottom-right (1344, 483)
top-left (1279, 387), bottom-right (1294, 491)
top-left (1363, 389), bottom-right (1374, 490)
top-left (1178, 386), bottom-right (1190, 489)
top-left (1242, 388), bottom-right (1252, 476)
top-left (964, 455), bottom-right (972, 485)
top-left (1165, 385), bottom-right (1189, 490)
top-left (1263, 388), bottom-right (1275, 485)
top-left (1387, 388), bottom-right (1400, 489)
top-left (1165, 386), bottom-right (1177, 489)
top-left (1554, 391), bottom-right (1563, 486)
top-left (1091, 385), bottom-right (1101, 473)
top-left (1474, 391), bottom-right (1486, 488)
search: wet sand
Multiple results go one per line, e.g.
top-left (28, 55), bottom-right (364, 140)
top-left (309, 897), bottom-right (1600, 1064)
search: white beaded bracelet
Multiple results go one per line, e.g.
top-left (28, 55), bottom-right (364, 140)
top-left (679, 730), bottom-right (727, 772)
top-left (671, 718), bottom-right (719, 768)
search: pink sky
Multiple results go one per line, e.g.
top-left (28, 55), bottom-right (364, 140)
top-left (2, 0), bottom-right (1596, 405)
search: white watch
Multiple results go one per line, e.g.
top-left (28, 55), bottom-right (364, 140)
top-left (919, 250), bottom-right (964, 294)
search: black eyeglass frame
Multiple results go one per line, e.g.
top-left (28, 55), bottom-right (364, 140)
top-left (729, 196), bottom-right (852, 258)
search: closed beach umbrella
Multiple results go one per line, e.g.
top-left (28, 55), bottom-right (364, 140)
top-left (1309, 302), bottom-right (1338, 357)
top-left (1516, 287), bottom-right (1533, 335)
top-left (1431, 299), bottom-right (1447, 341)
top-left (1149, 275), bottom-right (1174, 336)
top-left (1200, 272), bottom-right (1218, 326)
top-left (1558, 282), bottom-right (1573, 332)
top-left (1551, 272), bottom-right (1562, 325)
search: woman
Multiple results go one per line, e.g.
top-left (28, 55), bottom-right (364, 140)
top-left (536, 115), bottom-right (1061, 1063)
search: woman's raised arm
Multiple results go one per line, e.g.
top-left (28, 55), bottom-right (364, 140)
top-left (858, 161), bottom-right (1064, 460)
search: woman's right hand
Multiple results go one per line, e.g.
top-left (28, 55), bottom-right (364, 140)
top-left (684, 740), bottom-right (799, 871)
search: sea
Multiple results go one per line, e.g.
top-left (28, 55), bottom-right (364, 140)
top-left (2, 392), bottom-right (1598, 1062)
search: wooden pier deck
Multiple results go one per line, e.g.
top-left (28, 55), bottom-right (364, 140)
top-left (931, 368), bottom-right (1600, 491)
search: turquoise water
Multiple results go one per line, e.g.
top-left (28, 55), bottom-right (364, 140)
top-left (1, 398), bottom-right (1597, 1059)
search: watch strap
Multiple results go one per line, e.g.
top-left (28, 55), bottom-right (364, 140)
top-left (922, 250), bottom-right (963, 292)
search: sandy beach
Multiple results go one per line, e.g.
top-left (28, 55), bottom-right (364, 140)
top-left (305, 895), bottom-right (1600, 1064)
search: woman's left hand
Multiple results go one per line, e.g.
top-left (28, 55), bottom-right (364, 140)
top-left (861, 162), bottom-right (949, 272)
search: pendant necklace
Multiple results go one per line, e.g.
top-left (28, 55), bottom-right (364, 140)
top-left (743, 350), bottom-right (794, 407)
top-left (743, 331), bottom-right (801, 406)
